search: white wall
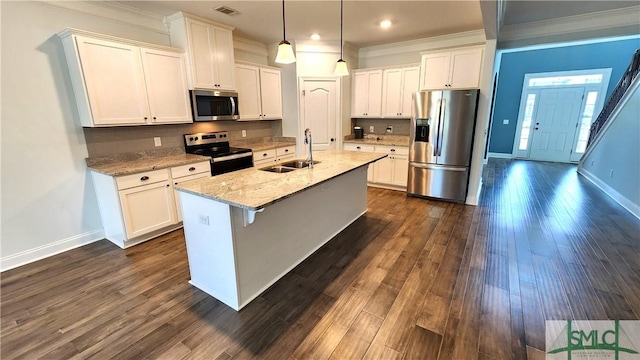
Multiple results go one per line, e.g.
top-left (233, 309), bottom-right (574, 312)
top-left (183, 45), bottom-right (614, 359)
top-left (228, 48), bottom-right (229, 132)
top-left (0, 1), bottom-right (173, 270)
top-left (579, 78), bottom-right (640, 218)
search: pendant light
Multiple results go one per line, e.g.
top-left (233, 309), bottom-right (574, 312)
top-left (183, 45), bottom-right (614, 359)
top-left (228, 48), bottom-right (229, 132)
top-left (275, 0), bottom-right (296, 64)
top-left (334, 0), bottom-right (349, 76)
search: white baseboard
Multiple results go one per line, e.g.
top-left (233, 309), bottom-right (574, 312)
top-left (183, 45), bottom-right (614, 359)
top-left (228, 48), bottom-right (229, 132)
top-left (578, 168), bottom-right (640, 220)
top-left (488, 152), bottom-right (514, 159)
top-left (1, 229), bottom-right (105, 272)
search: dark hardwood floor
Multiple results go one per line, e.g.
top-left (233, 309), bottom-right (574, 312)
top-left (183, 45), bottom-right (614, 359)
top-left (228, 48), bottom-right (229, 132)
top-left (2, 159), bottom-right (639, 359)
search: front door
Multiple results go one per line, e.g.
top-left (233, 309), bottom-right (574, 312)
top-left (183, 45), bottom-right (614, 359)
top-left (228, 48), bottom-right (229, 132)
top-left (528, 87), bottom-right (584, 162)
top-left (300, 79), bottom-right (338, 151)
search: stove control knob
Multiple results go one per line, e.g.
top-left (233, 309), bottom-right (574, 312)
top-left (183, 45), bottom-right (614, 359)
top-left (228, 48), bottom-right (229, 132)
top-left (189, 137), bottom-right (194, 141)
top-left (194, 137), bottom-right (199, 141)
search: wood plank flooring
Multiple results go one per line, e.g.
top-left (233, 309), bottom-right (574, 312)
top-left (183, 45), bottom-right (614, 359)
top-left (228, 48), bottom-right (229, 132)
top-left (2, 159), bottom-right (639, 359)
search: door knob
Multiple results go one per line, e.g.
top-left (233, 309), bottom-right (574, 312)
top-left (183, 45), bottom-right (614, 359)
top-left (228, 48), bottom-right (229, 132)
top-left (535, 127), bottom-right (539, 130)
top-left (330, 138), bottom-right (335, 142)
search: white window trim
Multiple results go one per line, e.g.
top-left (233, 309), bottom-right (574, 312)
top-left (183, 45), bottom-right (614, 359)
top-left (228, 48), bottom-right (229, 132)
top-left (511, 68), bottom-right (612, 160)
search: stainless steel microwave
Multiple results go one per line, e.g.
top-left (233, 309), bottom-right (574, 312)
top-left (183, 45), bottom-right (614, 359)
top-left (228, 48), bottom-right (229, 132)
top-left (190, 90), bottom-right (239, 121)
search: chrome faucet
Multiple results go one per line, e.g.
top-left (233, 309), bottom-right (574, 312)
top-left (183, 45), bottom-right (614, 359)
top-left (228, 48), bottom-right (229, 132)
top-left (304, 128), bottom-right (313, 168)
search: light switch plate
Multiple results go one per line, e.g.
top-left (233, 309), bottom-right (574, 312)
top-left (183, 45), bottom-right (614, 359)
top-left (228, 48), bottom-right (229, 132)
top-left (369, 125), bottom-right (375, 133)
top-left (242, 130), bottom-right (247, 137)
top-left (502, 119), bottom-right (509, 125)
top-left (154, 137), bottom-right (161, 147)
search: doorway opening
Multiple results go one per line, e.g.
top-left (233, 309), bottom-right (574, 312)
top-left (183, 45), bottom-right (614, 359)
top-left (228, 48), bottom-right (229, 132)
top-left (512, 69), bottom-right (611, 162)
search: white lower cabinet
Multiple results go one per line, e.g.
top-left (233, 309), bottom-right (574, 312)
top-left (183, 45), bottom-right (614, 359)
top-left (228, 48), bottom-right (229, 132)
top-left (91, 160), bottom-right (210, 248)
top-left (276, 145), bottom-right (296, 162)
top-left (253, 145), bottom-right (297, 167)
top-left (344, 143), bottom-right (408, 189)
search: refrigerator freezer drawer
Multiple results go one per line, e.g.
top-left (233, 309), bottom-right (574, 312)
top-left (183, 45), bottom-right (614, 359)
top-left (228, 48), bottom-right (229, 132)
top-left (407, 163), bottom-right (469, 203)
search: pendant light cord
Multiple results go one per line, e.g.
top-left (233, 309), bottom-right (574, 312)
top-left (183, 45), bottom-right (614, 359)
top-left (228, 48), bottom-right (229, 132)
top-left (340, 0), bottom-right (344, 59)
top-left (282, 0), bottom-right (286, 41)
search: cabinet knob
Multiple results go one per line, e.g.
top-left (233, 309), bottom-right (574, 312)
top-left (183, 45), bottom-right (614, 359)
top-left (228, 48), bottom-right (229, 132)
top-left (189, 167), bottom-right (196, 171)
top-left (153, 116), bottom-right (157, 120)
top-left (144, 117), bottom-right (148, 120)
top-left (284, 149), bottom-right (289, 152)
top-left (166, 184), bottom-right (170, 188)
top-left (331, 138), bottom-right (335, 142)
top-left (140, 176), bottom-right (150, 181)
top-left (391, 149), bottom-right (396, 152)
top-left (356, 146), bottom-right (361, 149)
top-left (263, 153), bottom-right (268, 157)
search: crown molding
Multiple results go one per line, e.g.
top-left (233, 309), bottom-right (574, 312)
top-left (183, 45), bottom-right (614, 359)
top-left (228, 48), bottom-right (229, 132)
top-left (358, 30), bottom-right (486, 59)
top-left (165, 11), bottom-right (235, 31)
top-left (499, 6), bottom-right (640, 45)
top-left (37, 0), bottom-right (168, 35)
top-left (233, 36), bottom-right (269, 57)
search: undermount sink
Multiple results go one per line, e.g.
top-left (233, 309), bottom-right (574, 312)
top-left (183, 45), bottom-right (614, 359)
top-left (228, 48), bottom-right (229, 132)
top-left (260, 166), bottom-right (296, 173)
top-left (279, 160), bottom-right (321, 168)
top-left (259, 159), bottom-right (321, 173)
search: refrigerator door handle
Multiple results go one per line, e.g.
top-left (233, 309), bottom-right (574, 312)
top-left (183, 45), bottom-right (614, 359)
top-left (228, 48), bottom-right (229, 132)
top-left (437, 99), bottom-right (446, 157)
top-left (434, 100), bottom-right (442, 157)
top-left (410, 163), bottom-right (467, 172)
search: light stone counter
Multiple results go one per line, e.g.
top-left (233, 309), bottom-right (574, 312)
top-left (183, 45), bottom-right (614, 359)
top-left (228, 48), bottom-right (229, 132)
top-left (86, 148), bottom-right (210, 176)
top-left (230, 137), bottom-right (296, 152)
top-left (343, 134), bottom-right (410, 147)
top-left (175, 150), bottom-right (386, 211)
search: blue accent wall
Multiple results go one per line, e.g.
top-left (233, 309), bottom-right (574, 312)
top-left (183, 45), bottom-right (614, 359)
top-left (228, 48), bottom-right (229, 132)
top-left (488, 38), bottom-right (640, 154)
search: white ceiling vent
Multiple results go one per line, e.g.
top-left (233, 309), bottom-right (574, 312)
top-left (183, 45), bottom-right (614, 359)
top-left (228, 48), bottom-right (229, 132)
top-left (213, 6), bottom-right (240, 16)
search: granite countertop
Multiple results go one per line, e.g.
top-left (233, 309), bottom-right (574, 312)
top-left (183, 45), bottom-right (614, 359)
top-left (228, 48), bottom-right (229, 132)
top-left (175, 150), bottom-right (386, 211)
top-left (230, 137), bottom-right (296, 152)
top-left (343, 135), bottom-right (410, 147)
top-left (86, 148), bottom-right (210, 176)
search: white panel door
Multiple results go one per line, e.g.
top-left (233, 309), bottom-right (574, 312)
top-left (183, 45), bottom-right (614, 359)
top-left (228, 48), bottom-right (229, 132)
top-left (381, 68), bottom-right (403, 117)
top-left (449, 47), bottom-right (484, 89)
top-left (235, 64), bottom-right (262, 119)
top-left (301, 80), bottom-right (337, 151)
top-left (366, 70), bottom-right (383, 117)
top-left (259, 68), bottom-right (283, 119)
top-left (75, 36), bottom-right (148, 125)
top-left (420, 52), bottom-right (450, 90)
top-left (352, 72), bottom-right (369, 116)
top-left (119, 182), bottom-right (176, 239)
top-left (529, 87), bottom-right (584, 162)
top-left (400, 67), bottom-right (420, 116)
top-left (391, 154), bottom-right (409, 187)
top-left (187, 19), bottom-right (215, 89)
top-left (141, 48), bottom-right (191, 124)
top-left (212, 26), bottom-right (235, 90)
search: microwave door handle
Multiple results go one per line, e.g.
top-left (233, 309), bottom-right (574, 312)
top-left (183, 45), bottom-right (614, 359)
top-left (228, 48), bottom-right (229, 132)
top-left (230, 97), bottom-right (236, 117)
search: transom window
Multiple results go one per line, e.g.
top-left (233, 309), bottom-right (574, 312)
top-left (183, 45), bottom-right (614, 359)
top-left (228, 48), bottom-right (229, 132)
top-left (528, 74), bottom-right (603, 87)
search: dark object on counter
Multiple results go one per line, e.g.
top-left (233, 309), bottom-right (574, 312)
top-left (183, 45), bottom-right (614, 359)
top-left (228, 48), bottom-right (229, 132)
top-left (354, 126), bottom-right (364, 139)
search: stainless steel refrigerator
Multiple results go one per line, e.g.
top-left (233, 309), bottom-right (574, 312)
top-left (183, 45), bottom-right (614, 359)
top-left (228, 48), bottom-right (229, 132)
top-left (407, 89), bottom-right (479, 203)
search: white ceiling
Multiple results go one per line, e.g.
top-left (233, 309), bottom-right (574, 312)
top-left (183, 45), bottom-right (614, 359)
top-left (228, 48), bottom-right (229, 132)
top-left (117, 0), bottom-right (639, 48)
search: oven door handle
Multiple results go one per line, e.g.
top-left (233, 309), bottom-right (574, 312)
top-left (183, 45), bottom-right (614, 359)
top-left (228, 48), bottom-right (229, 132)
top-left (212, 152), bottom-right (253, 162)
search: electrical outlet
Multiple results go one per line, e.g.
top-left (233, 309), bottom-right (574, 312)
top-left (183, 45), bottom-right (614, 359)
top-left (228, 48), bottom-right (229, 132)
top-left (386, 126), bottom-right (393, 133)
top-left (242, 130), bottom-right (247, 138)
top-left (198, 214), bottom-right (210, 225)
top-left (369, 125), bottom-right (375, 133)
top-left (154, 137), bottom-right (161, 147)
top-left (503, 119), bottom-right (509, 125)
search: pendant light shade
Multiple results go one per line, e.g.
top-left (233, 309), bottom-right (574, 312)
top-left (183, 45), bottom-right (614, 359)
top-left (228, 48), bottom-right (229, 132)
top-left (334, 0), bottom-right (348, 76)
top-left (275, 0), bottom-right (296, 64)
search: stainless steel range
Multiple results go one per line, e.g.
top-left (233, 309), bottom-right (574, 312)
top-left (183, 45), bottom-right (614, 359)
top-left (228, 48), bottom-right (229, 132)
top-left (184, 132), bottom-right (253, 176)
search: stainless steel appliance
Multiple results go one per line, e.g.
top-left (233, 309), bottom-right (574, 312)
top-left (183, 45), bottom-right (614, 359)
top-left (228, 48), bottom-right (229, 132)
top-left (190, 90), bottom-right (239, 121)
top-left (184, 132), bottom-right (253, 175)
top-left (407, 89), bottom-right (479, 203)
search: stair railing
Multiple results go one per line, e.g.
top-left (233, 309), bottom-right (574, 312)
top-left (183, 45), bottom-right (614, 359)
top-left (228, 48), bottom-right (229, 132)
top-left (586, 49), bottom-right (640, 150)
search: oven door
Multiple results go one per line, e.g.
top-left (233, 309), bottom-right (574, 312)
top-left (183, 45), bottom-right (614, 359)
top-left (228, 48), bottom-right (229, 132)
top-left (191, 90), bottom-right (239, 121)
top-left (210, 153), bottom-right (253, 175)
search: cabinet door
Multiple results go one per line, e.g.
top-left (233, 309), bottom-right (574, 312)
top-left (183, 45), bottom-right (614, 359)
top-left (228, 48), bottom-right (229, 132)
top-left (173, 172), bottom-right (210, 222)
top-left (75, 36), bottom-right (149, 125)
top-left (141, 48), bottom-right (192, 124)
top-left (366, 70), bottom-right (383, 117)
top-left (400, 67), bottom-right (420, 116)
top-left (235, 64), bottom-right (262, 120)
top-left (187, 19), bottom-right (215, 89)
top-left (259, 68), bottom-right (283, 119)
top-left (420, 52), bottom-right (450, 90)
top-left (381, 68), bottom-right (403, 117)
top-left (212, 26), bottom-right (236, 90)
top-left (373, 156), bottom-right (393, 184)
top-left (449, 47), bottom-right (484, 89)
top-left (119, 181), bottom-right (176, 239)
top-left (391, 154), bottom-right (409, 187)
top-left (352, 72), bottom-right (369, 116)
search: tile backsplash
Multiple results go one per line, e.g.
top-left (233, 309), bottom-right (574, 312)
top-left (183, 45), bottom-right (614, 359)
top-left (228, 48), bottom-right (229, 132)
top-left (352, 118), bottom-right (411, 136)
top-left (84, 120), bottom-right (279, 157)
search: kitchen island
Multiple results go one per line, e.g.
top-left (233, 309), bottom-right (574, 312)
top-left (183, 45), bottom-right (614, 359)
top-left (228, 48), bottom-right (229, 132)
top-left (175, 150), bottom-right (386, 310)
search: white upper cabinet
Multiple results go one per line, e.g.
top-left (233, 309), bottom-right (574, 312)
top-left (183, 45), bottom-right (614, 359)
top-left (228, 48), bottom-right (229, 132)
top-left (235, 63), bottom-right (282, 120)
top-left (381, 66), bottom-right (419, 118)
top-left (352, 69), bottom-right (383, 117)
top-left (419, 46), bottom-right (484, 90)
top-left (58, 29), bottom-right (192, 127)
top-left (140, 48), bottom-right (192, 124)
top-left (169, 13), bottom-right (236, 91)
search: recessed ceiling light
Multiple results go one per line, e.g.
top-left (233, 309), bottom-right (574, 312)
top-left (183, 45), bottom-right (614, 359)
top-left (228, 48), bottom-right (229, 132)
top-left (311, 33), bottom-right (321, 40)
top-left (380, 20), bottom-right (392, 29)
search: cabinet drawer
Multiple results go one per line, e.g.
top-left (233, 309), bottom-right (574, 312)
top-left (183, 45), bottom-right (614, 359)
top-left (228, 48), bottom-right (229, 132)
top-left (253, 148), bottom-right (276, 162)
top-left (116, 169), bottom-right (169, 190)
top-left (171, 161), bottom-right (210, 178)
top-left (374, 145), bottom-right (409, 155)
top-left (276, 145), bottom-right (295, 157)
top-left (344, 143), bottom-right (375, 152)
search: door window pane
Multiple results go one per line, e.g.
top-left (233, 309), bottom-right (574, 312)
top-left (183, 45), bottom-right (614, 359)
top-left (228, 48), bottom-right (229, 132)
top-left (575, 91), bottom-right (598, 154)
top-left (519, 93), bottom-right (536, 150)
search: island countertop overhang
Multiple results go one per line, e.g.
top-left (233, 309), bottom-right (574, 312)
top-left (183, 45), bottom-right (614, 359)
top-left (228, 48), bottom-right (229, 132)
top-left (174, 150), bottom-right (387, 211)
